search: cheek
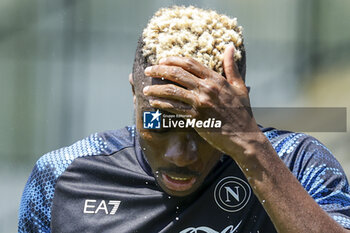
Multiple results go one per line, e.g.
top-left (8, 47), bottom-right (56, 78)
top-left (139, 131), bottom-right (167, 147)
top-left (139, 131), bottom-right (154, 142)
top-left (135, 111), bottom-right (156, 142)
top-left (139, 132), bottom-right (167, 160)
top-left (198, 145), bottom-right (221, 165)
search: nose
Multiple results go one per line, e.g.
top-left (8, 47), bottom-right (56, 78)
top-left (164, 134), bottom-right (198, 167)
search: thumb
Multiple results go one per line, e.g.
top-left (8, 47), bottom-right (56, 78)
top-left (223, 44), bottom-right (241, 84)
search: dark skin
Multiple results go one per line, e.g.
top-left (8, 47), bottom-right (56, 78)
top-left (130, 45), bottom-right (350, 233)
top-left (132, 78), bottom-right (223, 197)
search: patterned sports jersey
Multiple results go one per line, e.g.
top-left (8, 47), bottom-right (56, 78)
top-left (18, 126), bottom-right (350, 232)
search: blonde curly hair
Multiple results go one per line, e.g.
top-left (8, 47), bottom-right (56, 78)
top-left (142, 6), bottom-right (244, 75)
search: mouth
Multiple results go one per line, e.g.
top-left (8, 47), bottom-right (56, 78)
top-left (161, 173), bottom-right (197, 192)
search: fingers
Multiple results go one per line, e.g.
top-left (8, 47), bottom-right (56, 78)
top-left (145, 65), bottom-right (198, 89)
top-left (223, 45), bottom-right (242, 84)
top-left (158, 56), bottom-right (217, 79)
top-left (143, 84), bottom-right (198, 106)
top-left (148, 98), bottom-right (197, 117)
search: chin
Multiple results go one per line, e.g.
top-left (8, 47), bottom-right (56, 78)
top-left (157, 179), bottom-right (200, 197)
top-left (164, 187), bottom-right (196, 197)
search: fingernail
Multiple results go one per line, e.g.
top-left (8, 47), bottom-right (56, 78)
top-left (159, 58), bottom-right (166, 64)
top-left (145, 67), bottom-right (151, 74)
top-left (228, 43), bottom-right (235, 51)
top-left (143, 86), bottom-right (149, 95)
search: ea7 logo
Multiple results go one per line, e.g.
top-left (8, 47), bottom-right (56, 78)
top-left (83, 199), bottom-right (121, 215)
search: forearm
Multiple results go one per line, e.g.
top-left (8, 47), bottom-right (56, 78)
top-left (229, 132), bottom-right (348, 233)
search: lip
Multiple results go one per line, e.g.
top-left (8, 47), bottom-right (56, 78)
top-left (161, 173), bottom-right (197, 192)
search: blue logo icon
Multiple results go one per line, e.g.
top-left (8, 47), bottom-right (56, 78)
top-left (143, 110), bottom-right (162, 129)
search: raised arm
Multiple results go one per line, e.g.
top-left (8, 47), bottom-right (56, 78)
top-left (143, 45), bottom-right (350, 233)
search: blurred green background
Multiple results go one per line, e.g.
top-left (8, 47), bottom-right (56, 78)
top-left (1, 0), bottom-right (350, 232)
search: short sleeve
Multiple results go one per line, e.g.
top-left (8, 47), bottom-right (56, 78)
top-left (296, 137), bottom-right (350, 229)
top-left (18, 161), bottom-right (54, 233)
top-left (18, 133), bottom-right (107, 232)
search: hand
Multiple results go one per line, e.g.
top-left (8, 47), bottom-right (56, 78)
top-left (144, 46), bottom-right (350, 233)
top-left (143, 45), bottom-right (261, 158)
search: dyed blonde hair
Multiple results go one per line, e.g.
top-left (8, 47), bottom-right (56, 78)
top-left (142, 6), bottom-right (244, 75)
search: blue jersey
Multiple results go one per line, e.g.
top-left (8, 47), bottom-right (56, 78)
top-left (18, 126), bottom-right (350, 232)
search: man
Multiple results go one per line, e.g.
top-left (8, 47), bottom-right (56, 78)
top-left (19, 6), bottom-right (350, 233)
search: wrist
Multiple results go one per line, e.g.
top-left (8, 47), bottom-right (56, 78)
top-left (227, 130), bottom-right (267, 159)
top-left (227, 131), bottom-right (277, 175)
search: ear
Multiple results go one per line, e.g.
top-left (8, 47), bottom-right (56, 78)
top-left (129, 73), bottom-right (136, 104)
